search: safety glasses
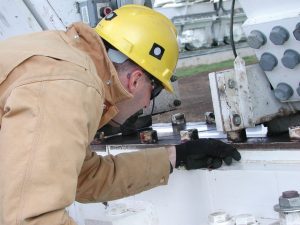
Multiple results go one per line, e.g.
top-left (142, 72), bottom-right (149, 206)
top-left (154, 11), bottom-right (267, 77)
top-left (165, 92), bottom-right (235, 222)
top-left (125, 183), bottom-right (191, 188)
top-left (144, 72), bottom-right (164, 100)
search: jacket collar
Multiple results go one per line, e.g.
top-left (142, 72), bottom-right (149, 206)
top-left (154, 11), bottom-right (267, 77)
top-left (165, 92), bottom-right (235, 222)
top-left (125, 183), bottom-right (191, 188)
top-left (65, 22), bottom-right (133, 105)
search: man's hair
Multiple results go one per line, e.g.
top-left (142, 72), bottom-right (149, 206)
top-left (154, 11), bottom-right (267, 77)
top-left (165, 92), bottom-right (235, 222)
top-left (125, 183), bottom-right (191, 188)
top-left (113, 59), bottom-right (149, 80)
top-left (113, 60), bottom-right (136, 75)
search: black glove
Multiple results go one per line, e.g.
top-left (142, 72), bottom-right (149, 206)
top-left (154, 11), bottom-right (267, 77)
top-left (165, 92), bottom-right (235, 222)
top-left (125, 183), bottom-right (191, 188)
top-left (175, 138), bottom-right (241, 170)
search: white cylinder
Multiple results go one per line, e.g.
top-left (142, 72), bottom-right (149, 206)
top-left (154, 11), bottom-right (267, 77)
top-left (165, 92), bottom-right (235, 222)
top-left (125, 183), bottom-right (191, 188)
top-left (279, 211), bottom-right (300, 225)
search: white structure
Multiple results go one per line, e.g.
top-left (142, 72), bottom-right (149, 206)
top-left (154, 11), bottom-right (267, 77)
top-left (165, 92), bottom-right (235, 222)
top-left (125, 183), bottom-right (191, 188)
top-left (68, 147), bottom-right (300, 225)
top-left (209, 0), bottom-right (300, 137)
top-left (1, 1), bottom-right (300, 225)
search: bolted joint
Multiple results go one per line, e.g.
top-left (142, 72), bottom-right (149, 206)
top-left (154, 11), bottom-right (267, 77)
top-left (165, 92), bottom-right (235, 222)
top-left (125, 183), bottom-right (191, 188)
top-left (293, 23), bottom-right (300, 41)
top-left (281, 49), bottom-right (300, 69)
top-left (228, 79), bottom-right (236, 89)
top-left (232, 114), bottom-right (242, 126)
top-left (274, 83), bottom-right (294, 101)
top-left (247, 30), bottom-right (267, 49)
top-left (269, 26), bottom-right (289, 45)
top-left (259, 52), bottom-right (278, 71)
top-left (279, 191), bottom-right (300, 208)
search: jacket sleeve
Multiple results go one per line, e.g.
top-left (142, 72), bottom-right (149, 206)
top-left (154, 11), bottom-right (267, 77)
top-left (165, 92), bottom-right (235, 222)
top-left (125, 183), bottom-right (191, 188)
top-left (76, 146), bottom-right (170, 203)
top-left (0, 79), bottom-right (103, 225)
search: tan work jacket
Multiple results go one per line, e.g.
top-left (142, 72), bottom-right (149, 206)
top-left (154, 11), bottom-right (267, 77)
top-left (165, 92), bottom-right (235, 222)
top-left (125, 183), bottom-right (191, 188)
top-left (0, 23), bottom-right (169, 225)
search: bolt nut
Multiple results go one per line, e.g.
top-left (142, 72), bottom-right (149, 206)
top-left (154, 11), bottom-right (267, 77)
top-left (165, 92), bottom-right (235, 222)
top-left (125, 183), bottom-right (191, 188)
top-left (279, 191), bottom-right (300, 208)
top-left (171, 113), bottom-right (186, 125)
top-left (232, 114), bottom-right (241, 126)
top-left (228, 79), bottom-right (236, 89)
top-left (247, 30), bottom-right (266, 49)
top-left (171, 113), bottom-right (186, 134)
top-left (227, 130), bottom-right (247, 142)
top-left (170, 75), bottom-right (178, 82)
top-left (180, 129), bottom-right (199, 142)
top-left (281, 49), bottom-right (300, 69)
top-left (274, 83), bottom-right (294, 101)
top-left (259, 52), bottom-right (278, 71)
top-left (293, 23), bottom-right (300, 41)
top-left (139, 130), bottom-right (158, 144)
top-left (283, 190), bottom-right (300, 198)
top-left (173, 99), bottom-right (181, 107)
top-left (269, 26), bottom-right (289, 45)
top-left (279, 196), bottom-right (300, 208)
top-left (205, 112), bottom-right (215, 124)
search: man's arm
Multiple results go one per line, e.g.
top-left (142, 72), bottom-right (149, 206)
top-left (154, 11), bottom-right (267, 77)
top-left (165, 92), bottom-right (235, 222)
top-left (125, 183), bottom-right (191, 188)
top-left (76, 146), bottom-right (170, 203)
top-left (75, 137), bottom-right (240, 202)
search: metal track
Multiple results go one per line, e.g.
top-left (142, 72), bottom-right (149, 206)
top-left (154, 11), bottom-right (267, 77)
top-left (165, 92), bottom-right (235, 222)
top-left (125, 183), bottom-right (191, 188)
top-left (91, 122), bottom-right (300, 152)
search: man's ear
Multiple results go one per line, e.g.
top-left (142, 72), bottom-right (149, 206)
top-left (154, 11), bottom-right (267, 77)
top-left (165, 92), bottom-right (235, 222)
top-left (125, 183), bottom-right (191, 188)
top-left (127, 69), bottom-right (143, 94)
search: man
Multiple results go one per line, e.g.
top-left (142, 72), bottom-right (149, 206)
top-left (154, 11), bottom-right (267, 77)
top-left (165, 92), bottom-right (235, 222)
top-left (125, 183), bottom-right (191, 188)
top-left (0, 5), bottom-right (241, 225)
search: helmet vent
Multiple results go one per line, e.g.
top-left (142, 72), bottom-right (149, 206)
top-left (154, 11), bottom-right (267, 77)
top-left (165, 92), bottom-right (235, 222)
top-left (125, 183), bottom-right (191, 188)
top-left (149, 43), bottom-right (164, 60)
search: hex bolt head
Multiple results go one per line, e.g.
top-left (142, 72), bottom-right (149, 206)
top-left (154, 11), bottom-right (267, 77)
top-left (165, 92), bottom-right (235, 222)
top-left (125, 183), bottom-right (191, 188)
top-left (232, 114), bottom-right (241, 126)
top-left (282, 190), bottom-right (300, 199)
top-left (173, 99), bottom-right (181, 107)
top-left (279, 190), bottom-right (300, 208)
top-left (259, 52), bottom-right (278, 71)
top-left (228, 79), bottom-right (236, 89)
top-left (170, 75), bottom-right (178, 82)
top-left (293, 23), bottom-right (300, 41)
top-left (274, 83), bottom-right (294, 101)
top-left (171, 113), bottom-right (186, 125)
top-left (247, 30), bottom-right (266, 49)
top-left (269, 26), bottom-right (290, 45)
top-left (281, 49), bottom-right (300, 69)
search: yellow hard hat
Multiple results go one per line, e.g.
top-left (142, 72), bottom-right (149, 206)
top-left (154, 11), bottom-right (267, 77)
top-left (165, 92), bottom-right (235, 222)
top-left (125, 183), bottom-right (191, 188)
top-left (95, 5), bottom-right (179, 92)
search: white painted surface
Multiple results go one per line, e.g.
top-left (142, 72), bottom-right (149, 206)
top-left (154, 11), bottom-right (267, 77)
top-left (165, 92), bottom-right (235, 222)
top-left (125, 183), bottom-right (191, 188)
top-left (239, 0), bottom-right (300, 19)
top-left (0, 0), bottom-right (81, 40)
top-left (45, 0), bottom-right (82, 27)
top-left (0, 0), bottom-right (42, 40)
top-left (69, 149), bottom-right (300, 225)
top-left (23, 0), bottom-right (78, 30)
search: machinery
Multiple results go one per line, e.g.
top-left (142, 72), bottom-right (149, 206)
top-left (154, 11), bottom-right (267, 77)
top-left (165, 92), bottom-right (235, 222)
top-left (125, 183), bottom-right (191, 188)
top-left (155, 0), bottom-right (247, 52)
top-left (209, 0), bottom-right (300, 141)
top-left (1, 1), bottom-right (300, 225)
top-left (0, 0), bottom-right (248, 137)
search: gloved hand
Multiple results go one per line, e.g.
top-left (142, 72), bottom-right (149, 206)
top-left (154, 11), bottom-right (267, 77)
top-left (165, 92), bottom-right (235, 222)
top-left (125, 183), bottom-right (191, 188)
top-left (175, 138), bottom-right (241, 170)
